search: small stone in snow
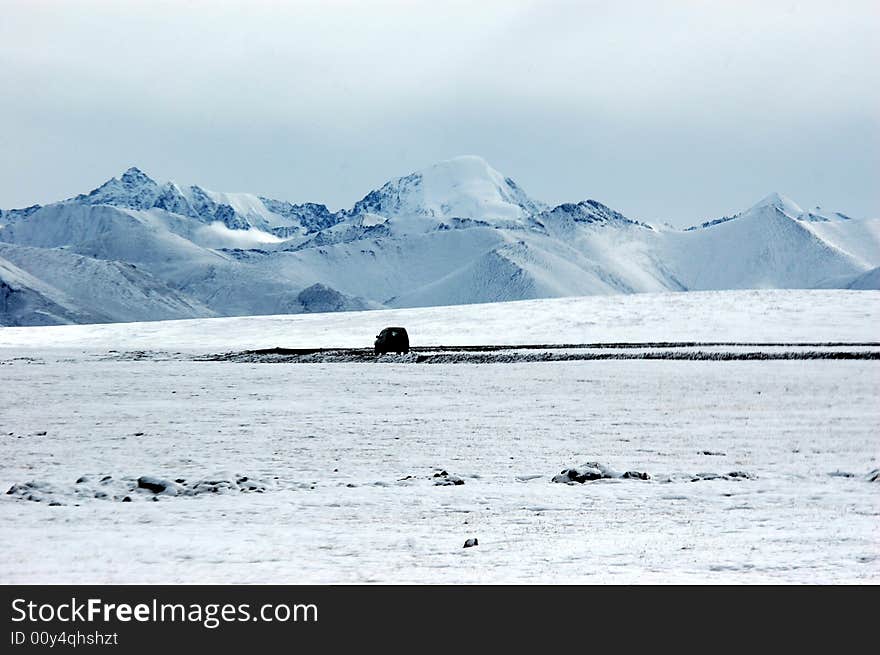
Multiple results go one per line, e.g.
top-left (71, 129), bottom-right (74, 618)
top-left (463, 538), bottom-right (479, 548)
top-left (122, 496), bottom-right (132, 502)
top-left (553, 466), bottom-right (602, 484)
top-left (137, 476), bottom-right (170, 493)
top-left (434, 475), bottom-right (464, 486)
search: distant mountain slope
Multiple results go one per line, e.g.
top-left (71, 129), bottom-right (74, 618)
top-left (0, 243), bottom-right (216, 323)
top-left (0, 157), bottom-right (877, 326)
top-left (661, 194), bottom-right (869, 290)
top-left (847, 267), bottom-right (880, 290)
top-left (0, 255), bottom-right (89, 326)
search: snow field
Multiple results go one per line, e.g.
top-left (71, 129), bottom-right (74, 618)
top-left (1, 358), bottom-right (877, 583)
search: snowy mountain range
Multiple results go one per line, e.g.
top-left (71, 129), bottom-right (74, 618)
top-left (1, 155), bottom-right (878, 326)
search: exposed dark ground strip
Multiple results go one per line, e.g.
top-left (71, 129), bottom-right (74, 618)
top-left (201, 348), bottom-right (880, 364)
top-left (413, 351), bottom-right (880, 364)
top-left (221, 341), bottom-right (880, 357)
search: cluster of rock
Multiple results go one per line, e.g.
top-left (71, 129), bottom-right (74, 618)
top-left (432, 470), bottom-right (465, 486)
top-left (6, 472), bottom-right (269, 505)
top-left (135, 475), bottom-right (268, 496)
top-left (391, 469), bottom-right (466, 487)
top-left (689, 471), bottom-right (755, 482)
top-left (552, 462), bottom-right (651, 484)
top-left (550, 462), bottom-right (767, 484)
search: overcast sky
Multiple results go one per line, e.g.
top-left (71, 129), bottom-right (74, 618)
top-left (1, 0), bottom-right (877, 225)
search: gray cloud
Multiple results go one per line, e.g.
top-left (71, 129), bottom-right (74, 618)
top-left (1, 0), bottom-right (877, 225)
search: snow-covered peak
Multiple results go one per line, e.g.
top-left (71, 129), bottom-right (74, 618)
top-left (120, 166), bottom-right (154, 185)
top-left (78, 166), bottom-right (162, 209)
top-left (57, 168), bottom-right (340, 236)
top-left (349, 155), bottom-right (544, 221)
top-left (687, 193), bottom-right (808, 231)
top-left (749, 192), bottom-right (803, 217)
top-left (744, 194), bottom-right (855, 223)
top-left (540, 200), bottom-right (651, 229)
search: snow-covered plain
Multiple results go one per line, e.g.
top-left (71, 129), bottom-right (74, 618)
top-left (0, 289), bottom-right (877, 354)
top-left (1, 291), bottom-right (878, 583)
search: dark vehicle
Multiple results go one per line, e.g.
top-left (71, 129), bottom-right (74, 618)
top-left (374, 327), bottom-right (410, 355)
